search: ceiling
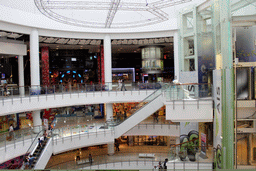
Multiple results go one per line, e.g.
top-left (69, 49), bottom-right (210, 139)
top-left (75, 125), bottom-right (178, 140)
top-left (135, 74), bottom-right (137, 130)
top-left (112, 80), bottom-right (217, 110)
top-left (34, 0), bottom-right (193, 28)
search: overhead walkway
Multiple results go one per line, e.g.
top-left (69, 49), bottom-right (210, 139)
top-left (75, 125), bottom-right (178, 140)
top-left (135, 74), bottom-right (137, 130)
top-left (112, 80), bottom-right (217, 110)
top-left (0, 82), bottom-right (158, 116)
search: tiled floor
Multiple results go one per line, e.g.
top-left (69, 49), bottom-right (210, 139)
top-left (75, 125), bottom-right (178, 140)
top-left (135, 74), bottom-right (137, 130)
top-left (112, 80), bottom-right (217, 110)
top-left (46, 144), bottom-right (215, 170)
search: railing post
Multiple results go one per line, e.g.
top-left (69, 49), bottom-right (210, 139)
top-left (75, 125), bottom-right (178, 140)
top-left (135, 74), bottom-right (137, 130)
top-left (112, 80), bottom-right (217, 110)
top-left (11, 87), bottom-right (13, 104)
top-left (31, 132), bottom-right (33, 143)
top-left (54, 85), bottom-right (56, 100)
top-left (20, 91), bottom-right (22, 103)
top-left (14, 132), bottom-right (16, 149)
top-left (69, 83), bottom-right (71, 98)
top-left (93, 84), bottom-right (95, 97)
top-left (38, 86), bottom-right (40, 102)
top-left (85, 84), bottom-right (87, 97)
top-left (46, 85), bottom-right (48, 101)
top-left (79, 125), bottom-right (81, 140)
top-left (4, 134), bottom-right (6, 152)
top-left (78, 84), bottom-right (80, 98)
top-left (96, 126), bottom-right (97, 137)
top-left (2, 95), bottom-right (4, 106)
top-left (71, 127), bottom-right (72, 141)
top-left (62, 128), bottom-right (64, 144)
top-left (22, 130), bottom-right (24, 146)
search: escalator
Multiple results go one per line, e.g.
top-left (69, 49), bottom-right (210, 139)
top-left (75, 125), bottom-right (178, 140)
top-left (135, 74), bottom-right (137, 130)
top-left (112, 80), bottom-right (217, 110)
top-left (17, 130), bottom-right (53, 170)
top-left (113, 87), bottom-right (166, 138)
top-left (30, 136), bottom-right (52, 169)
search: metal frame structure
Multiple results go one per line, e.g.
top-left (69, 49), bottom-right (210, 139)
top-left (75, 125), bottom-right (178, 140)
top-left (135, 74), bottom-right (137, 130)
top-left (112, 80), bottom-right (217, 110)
top-left (34, 0), bottom-right (192, 28)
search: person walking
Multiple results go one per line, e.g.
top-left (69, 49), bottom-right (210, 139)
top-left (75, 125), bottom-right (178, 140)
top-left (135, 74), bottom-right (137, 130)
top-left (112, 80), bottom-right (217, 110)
top-left (117, 79), bottom-right (122, 90)
top-left (121, 79), bottom-right (126, 91)
top-left (163, 158), bottom-right (168, 170)
top-left (9, 124), bottom-right (14, 141)
top-left (28, 155), bottom-right (36, 169)
top-left (115, 141), bottom-right (120, 151)
top-left (88, 153), bottom-right (93, 165)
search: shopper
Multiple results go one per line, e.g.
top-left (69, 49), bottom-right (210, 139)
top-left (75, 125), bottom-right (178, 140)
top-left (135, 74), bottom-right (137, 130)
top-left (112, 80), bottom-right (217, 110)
top-left (117, 79), bottom-right (122, 90)
top-left (123, 110), bottom-right (127, 120)
top-left (158, 161), bottom-right (163, 170)
top-left (43, 130), bottom-right (48, 141)
top-left (121, 79), bottom-right (126, 91)
top-left (8, 124), bottom-right (14, 141)
top-left (28, 155), bottom-right (36, 169)
top-left (88, 153), bottom-right (92, 165)
top-left (163, 158), bottom-right (168, 170)
top-left (153, 113), bottom-right (159, 123)
top-left (115, 141), bottom-right (120, 151)
top-left (24, 156), bottom-right (29, 169)
top-left (76, 150), bottom-right (80, 161)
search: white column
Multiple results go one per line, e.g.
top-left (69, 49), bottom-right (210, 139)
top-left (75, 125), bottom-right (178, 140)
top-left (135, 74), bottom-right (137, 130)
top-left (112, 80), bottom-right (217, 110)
top-left (33, 110), bottom-right (42, 133)
top-left (104, 34), bottom-right (112, 90)
top-left (18, 55), bottom-right (25, 96)
top-left (174, 31), bottom-right (179, 81)
top-left (108, 143), bottom-right (115, 155)
top-left (105, 103), bottom-right (113, 121)
top-left (30, 29), bottom-right (40, 93)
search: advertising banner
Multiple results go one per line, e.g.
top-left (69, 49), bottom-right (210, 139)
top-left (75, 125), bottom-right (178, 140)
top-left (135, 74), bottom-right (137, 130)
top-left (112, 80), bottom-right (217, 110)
top-left (199, 133), bottom-right (207, 159)
top-left (213, 69), bottom-right (222, 169)
top-left (41, 47), bottom-right (50, 85)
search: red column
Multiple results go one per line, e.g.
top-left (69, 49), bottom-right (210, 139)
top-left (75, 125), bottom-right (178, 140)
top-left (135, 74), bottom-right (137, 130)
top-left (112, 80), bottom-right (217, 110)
top-left (41, 47), bottom-right (50, 85)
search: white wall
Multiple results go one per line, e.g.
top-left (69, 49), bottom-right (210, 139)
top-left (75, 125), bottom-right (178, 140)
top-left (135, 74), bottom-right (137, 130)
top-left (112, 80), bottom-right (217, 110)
top-left (0, 42), bottom-right (27, 55)
top-left (0, 90), bottom-right (154, 116)
top-left (124, 124), bottom-right (180, 137)
top-left (179, 71), bottom-right (198, 83)
top-left (165, 100), bottom-right (213, 122)
top-left (52, 130), bottom-right (114, 155)
top-left (0, 139), bottom-right (32, 164)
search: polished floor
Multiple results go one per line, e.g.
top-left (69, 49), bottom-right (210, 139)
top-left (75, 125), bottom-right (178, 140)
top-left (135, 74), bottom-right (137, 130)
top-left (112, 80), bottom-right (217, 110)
top-left (45, 143), bottom-right (214, 170)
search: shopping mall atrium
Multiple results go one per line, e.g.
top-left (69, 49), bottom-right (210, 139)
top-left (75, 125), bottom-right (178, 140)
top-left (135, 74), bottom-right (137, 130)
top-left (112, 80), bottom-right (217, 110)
top-left (0, 0), bottom-right (256, 170)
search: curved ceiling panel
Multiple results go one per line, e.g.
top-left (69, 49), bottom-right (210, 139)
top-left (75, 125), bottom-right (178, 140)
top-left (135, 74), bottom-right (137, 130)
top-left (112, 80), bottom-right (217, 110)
top-left (34, 0), bottom-right (192, 28)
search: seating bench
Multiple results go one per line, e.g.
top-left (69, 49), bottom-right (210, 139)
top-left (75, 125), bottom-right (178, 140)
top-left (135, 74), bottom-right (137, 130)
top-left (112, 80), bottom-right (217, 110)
top-left (138, 153), bottom-right (155, 158)
top-left (76, 159), bottom-right (94, 165)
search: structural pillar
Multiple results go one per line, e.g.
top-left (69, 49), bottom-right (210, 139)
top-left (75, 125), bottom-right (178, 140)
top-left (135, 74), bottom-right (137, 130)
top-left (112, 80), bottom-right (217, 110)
top-left (174, 31), bottom-right (179, 80)
top-left (30, 28), bottom-right (40, 93)
top-left (108, 142), bottom-right (115, 155)
top-left (105, 103), bottom-right (113, 121)
top-left (33, 110), bottom-right (42, 133)
top-left (167, 136), bottom-right (171, 148)
top-left (104, 35), bottom-right (112, 90)
top-left (18, 55), bottom-right (25, 96)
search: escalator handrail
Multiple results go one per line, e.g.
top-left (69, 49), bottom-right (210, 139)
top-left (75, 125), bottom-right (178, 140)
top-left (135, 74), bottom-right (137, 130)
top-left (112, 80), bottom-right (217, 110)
top-left (113, 85), bottom-right (168, 126)
top-left (15, 129), bottom-right (44, 169)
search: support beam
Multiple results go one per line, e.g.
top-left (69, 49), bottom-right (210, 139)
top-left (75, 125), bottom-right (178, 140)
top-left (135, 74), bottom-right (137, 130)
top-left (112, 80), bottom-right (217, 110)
top-left (231, 0), bottom-right (256, 12)
top-left (105, 0), bottom-right (121, 28)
